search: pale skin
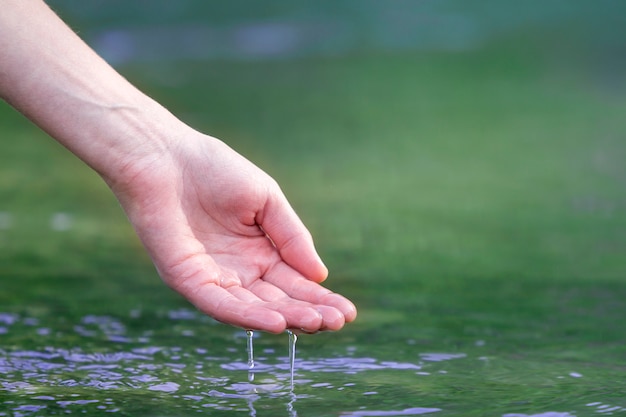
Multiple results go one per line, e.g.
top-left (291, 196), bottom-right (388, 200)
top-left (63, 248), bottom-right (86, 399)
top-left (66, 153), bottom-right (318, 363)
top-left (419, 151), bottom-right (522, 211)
top-left (0, 0), bottom-right (356, 333)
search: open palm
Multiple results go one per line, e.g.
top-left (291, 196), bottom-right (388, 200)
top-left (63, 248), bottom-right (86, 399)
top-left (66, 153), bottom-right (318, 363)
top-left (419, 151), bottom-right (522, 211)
top-left (110, 132), bottom-right (356, 333)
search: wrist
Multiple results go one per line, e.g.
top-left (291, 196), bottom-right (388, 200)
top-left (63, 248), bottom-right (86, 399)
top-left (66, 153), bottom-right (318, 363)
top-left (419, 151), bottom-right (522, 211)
top-left (0, 0), bottom-right (191, 191)
top-left (91, 95), bottom-right (192, 189)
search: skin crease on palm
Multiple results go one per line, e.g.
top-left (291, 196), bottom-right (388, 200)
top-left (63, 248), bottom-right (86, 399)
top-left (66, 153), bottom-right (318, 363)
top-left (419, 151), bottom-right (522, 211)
top-left (0, 0), bottom-right (357, 334)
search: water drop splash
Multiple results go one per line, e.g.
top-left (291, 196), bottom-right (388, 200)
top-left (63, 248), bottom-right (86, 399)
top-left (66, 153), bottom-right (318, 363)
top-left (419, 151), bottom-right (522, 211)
top-left (246, 330), bottom-right (255, 382)
top-left (286, 390), bottom-right (298, 417)
top-left (287, 330), bottom-right (298, 390)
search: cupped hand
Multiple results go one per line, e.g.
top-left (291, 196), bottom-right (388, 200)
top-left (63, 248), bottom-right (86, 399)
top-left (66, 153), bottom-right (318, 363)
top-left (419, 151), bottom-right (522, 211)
top-left (108, 130), bottom-right (356, 333)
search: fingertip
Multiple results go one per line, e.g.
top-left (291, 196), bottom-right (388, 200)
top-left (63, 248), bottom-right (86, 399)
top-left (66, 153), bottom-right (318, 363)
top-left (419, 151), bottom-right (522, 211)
top-left (321, 293), bottom-right (357, 324)
top-left (309, 257), bottom-right (329, 283)
top-left (281, 305), bottom-right (323, 333)
top-left (260, 312), bottom-right (288, 334)
top-left (344, 301), bottom-right (358, 323)
top-left (316, 305), bottom-right (345, 331)
top-left (260, 194), bottom-right (328, 282)
top-left (301, 245), bottom-right (328, 283)
top-left (282, 242), bottom-right (328, 283)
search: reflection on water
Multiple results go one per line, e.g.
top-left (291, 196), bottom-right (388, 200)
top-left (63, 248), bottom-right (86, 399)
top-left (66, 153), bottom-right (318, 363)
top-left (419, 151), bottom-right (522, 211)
top-left (1, 310), bottom-right (623, 416)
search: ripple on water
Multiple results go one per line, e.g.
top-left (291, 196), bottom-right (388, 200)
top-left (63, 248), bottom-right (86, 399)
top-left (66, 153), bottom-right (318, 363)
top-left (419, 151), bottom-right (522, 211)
top-left (147, 382), bottom-right (180, 392)
top-left (503, 413), bottom-right (576, 417)
top-left (1, 310), bottom-right (615, 416)
top-left (419, 353), bottom-right (467, 362)
top-left (340, 408), bottom-right (442, 416)
top-left (0, 310), bottom-right (495, 416)
top-left (222, 356), bottom-right (423, 375)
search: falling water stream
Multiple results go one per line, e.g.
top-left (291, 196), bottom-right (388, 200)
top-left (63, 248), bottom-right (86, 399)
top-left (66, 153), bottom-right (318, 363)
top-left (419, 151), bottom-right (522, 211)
top-left (245, 330), bottom-right (297, 389)
top-left (287, 330), bottom-right (298, 390)
top-left (246, 330), bottom-right (254, 382)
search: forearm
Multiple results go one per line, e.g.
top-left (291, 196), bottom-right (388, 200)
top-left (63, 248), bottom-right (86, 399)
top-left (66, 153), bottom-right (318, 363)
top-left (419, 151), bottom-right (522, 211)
top-left (0, 0), bottom-right (188, 183)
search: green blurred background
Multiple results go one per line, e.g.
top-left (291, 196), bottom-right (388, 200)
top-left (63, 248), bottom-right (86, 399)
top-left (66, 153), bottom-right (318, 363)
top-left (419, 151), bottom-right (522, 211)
top-left (2, 2), bottom-right (626, 413)
top-left (2, 1), bottom-right (626, 415)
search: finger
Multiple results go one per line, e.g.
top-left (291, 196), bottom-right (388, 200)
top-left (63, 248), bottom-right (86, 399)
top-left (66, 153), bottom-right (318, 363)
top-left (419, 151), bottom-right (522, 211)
top-left (258, 192), bottom-right (328, 283)
top-left (247, 280), bottom-right (324, 332)
top-left (264, 262), bottom-right (358, 326)
top-left (315, 305), bottom-right (345, 331)
top-left (181, 282), bottom-right (287, 333)
top-left (275, 303), bottom-right (323, 333)
top-left (246, 278), bottom-right (290, 301)
top-left (226, 286), bottom-right (266, 303)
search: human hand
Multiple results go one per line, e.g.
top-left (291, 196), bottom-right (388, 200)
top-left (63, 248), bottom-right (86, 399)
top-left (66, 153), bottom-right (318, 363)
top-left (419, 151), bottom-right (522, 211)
top-left (0, 0), bottom-right (355, 334)
top-left (108, 130), bottom-right (357, 333)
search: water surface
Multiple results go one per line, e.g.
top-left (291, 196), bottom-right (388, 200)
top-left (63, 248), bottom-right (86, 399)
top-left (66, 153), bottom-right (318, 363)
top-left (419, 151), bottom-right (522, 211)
top-left (2, 305), bottom-right (626, 416)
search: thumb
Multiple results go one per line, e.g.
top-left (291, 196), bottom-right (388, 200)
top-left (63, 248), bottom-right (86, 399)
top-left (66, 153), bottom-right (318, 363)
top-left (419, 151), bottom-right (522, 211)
top-left (258, 192), bottom-right (328, 283)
